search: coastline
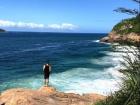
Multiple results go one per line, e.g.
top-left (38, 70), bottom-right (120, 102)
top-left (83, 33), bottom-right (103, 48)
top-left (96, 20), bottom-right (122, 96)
top-left (0, 36), bottom-right (127, 96)
top-left (0, 33), bottom-right (123, 96)
top-left (100, 31), bottom-right (140, 43)
top-left (0, 34), bottom-right (137, 105)
top-left (0, 32), bottom-right (134, 105)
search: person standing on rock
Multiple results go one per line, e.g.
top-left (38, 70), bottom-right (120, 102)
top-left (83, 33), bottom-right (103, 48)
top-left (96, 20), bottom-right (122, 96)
top-left (43, 63), bottom-right (51, 86)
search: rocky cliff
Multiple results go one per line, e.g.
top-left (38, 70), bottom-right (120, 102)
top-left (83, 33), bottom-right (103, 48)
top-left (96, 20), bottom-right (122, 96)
top-left (100, 31), bottom-right (140, 43)
top-left (100, 16), bottom-right (140, 44)
top-left (0, 86), bottom-right (105, 105)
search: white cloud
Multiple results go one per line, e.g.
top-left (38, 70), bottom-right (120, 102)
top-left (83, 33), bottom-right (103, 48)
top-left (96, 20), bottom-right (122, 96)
top-left (0, 20), bottom-right (45, 28)
top-left (47, 23), bottom-right (78, 30)
top-left (0, 20), bottom-right (78, 31)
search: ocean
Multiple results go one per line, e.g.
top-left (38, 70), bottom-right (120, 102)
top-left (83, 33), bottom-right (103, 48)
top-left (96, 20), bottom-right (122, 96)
top-left (0, 32), bottom-right (123, 95)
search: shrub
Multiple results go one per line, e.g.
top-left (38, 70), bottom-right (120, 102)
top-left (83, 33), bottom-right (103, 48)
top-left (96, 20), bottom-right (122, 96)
top-left (95, 43), bottom-right (140, 105)
top-left (112, 16), bottom-right (140, 35)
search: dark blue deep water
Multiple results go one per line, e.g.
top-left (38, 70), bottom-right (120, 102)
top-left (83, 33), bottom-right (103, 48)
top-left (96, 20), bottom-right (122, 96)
top-left (0, 32), bottom-right (121, 95)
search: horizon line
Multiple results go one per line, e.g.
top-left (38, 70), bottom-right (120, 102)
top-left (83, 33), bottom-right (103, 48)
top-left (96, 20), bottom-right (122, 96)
top-left (4, 31), bottom-right (108, 34)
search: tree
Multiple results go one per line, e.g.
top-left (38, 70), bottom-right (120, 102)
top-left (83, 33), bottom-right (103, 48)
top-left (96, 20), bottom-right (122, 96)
top-left (114, 0), bottom-right (140, 16)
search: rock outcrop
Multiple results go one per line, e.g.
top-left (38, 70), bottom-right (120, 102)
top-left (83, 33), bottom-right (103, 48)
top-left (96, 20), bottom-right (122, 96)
top-left (0, 86), bottom-right (105, 105)
top-left (100, 31), bottom-right (140, 43)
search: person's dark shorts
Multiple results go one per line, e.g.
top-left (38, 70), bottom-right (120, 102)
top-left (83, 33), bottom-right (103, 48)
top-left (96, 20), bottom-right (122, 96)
top-left (44, 72), bottom-right (50, 79)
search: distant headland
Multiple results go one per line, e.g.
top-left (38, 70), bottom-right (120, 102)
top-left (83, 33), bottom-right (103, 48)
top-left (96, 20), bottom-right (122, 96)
top-left (100, 15), bottom-right (140, 44)
top-left (0, 28), bottom-right (6, 32)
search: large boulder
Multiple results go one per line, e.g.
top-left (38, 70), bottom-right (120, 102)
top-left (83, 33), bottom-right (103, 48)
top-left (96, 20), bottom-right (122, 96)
top-left (100, 32), bottom-right (121, 43)
top-left (100, 36), bottom-right (110, 42)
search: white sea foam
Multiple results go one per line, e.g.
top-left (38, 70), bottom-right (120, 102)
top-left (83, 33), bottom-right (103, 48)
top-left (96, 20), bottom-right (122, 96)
top-left (55, 45), bottom-right (136, 95)
top-left (50, 69), bottom-right (122, 95)
top-left (63, 79), bottom-right (121, 95)
top-left (2, 66), bottom-right (122, 95)
top-left (48, 64), bottom-right (123, 95)
top-left (92, 40), bottom-right (100, 43)
top-left (99, 41), bottom-right (111, 45)
top-left (105, 66), bottom-right (124, 79)
top-left (21, 45), bottom-right (61, 52)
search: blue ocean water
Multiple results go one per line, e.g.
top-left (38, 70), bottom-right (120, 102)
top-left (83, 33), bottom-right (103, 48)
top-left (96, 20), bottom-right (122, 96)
top-left (0, 32), bottom-right (122, 95)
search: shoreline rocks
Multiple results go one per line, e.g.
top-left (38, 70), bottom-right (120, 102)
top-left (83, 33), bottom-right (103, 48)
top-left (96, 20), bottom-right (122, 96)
top-left (0, 86), bottom-right (105, 105)
top-left (100, 31), bottom-right (140, 43)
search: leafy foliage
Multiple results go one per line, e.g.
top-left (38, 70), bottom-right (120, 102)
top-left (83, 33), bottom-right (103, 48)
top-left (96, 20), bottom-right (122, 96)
top-left (95, 43), bottom-right (140, 105)
top-left (114, 0), bottom-right (140, 16)
top-left (95, 1), bottom-right (140, 104)
top-left (112, 15), bottom-right (140, 34)
top-left (114, 8), bottom-right (139, 15)
top-left (132, 0), bottom-right (140, 3)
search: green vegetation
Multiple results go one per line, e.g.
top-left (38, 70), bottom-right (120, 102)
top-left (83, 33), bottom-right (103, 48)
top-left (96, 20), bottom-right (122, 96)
top-left (112, 0), bottom-right (140, 35)
top-left (95, 44), bottom-right (140, 105)
top-left (112, 15), bottom-right (140, 35)
top-left (95, 1), bottom-right (140, 105)
top-left (0, 28), bottom-right (6, 32)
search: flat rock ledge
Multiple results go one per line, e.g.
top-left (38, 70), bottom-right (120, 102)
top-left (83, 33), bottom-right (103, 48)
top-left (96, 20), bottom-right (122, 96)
top-left (0, 86), bottom-right (105, 105)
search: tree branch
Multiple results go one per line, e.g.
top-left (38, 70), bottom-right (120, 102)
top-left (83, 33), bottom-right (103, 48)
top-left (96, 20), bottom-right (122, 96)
top-left (114, 7), bottom-right (139, 15)
top-left (132, 0), bottom-right (140, 4)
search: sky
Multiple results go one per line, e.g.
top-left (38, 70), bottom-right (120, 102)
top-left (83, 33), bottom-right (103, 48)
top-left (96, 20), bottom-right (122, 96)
top-left (0, 0), bottom-right (139, 33)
